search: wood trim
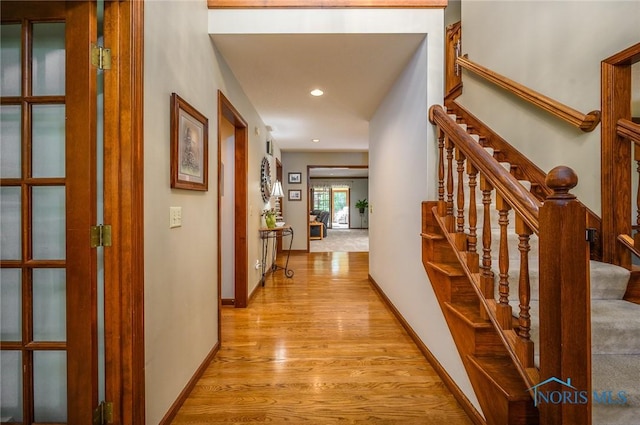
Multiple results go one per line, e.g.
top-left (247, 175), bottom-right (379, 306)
top-left (600, 43), bottom-right (639, 267)
top-left (445, 21), bottom-right (462, 98)
top-left (158, 342), bottom-right (221, 425)
top-left (368, 274), bottom-right (485, 425)
top-left (103, 0), bottom-right (146, 423)
top-left (618, 118), bottom-right (640, 146)
top-left (218, 91), bottom-right (249, 309)
top-left (65, 2), bottom-right (98, 421)
top-left (221, 298), bottom-right (235, 306)
top-left (208, 0), bottom-right (447, 8)
top-left (457, 55), bottom-right (601, 132)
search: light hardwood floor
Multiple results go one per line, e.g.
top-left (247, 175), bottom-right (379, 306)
top-left (171, 252), bottom-right (473, 424)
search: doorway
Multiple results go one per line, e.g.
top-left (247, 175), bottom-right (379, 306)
top-left (331, 187), bottom-right (350, 229)
top-left (217, 91), bottom-right (248, 312)
top-left (0, 2), bottom-right (101, 421)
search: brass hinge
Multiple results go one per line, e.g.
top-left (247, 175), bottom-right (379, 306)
top-left (91, 224), bottom-right (112, 248)
top-left (91, 43), bottom-right (112, 70)
top-left (92, 401), bottom-right (114, 425)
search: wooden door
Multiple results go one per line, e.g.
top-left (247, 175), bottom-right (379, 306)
top-left (0, 1), bottom-right (99, 422)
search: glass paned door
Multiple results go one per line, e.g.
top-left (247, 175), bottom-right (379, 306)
top-left (1, 1), bottom-right (99, 422)
top-left (331, 188), bottom-right (349, 229)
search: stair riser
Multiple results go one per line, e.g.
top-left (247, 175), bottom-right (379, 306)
top-left (466, 357), bottom-right (539, 425)
top-left (444, 310), bottom-right (507, 357)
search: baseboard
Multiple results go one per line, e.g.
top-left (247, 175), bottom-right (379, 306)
top-left (221, 298), bottom-right (235, 306)
top-left (368, 274), bottom-right (485, 425)
top-left (158, 341), bottom-right (220, 424)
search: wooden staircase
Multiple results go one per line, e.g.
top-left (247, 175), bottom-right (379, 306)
top-left (422, 200), bottom-right (539, 424)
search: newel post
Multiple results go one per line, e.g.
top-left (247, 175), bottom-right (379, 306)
top-left (538, 166), bottom-right (591, 425)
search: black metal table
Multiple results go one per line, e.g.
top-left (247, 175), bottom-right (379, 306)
top-left (259, 225), bottom-right (294, 286)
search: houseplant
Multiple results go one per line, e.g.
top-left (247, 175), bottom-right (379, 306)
top-left (355, 199), bottom-right (368, 214)
top-left (262, 208), bottom-right (277, 228)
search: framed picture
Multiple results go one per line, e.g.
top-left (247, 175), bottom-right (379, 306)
top-left (171, 93), bottom-right (208, 191)
top-left (288, 189), bottom-right (302, 201)
top-left (288, 172), bottom-right (302, 184)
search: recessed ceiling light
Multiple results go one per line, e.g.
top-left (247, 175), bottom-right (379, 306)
top-left (311, 138), bottom-right (320, 143)
top-left (310, 89), bottom-right (324, 97)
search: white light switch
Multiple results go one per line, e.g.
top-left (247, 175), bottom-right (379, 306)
top-left (170, 206), bottom-right (182, 228)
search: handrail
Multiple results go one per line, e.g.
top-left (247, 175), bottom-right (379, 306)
top-left (429, 104), bottom-right (542, 232)
top-left (456, 55), bottom-right (601, 132)
top-left (618, 118), bottom-right (640, 145)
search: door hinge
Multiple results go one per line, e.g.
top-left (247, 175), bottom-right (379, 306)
top-left (93, 401), bottom-right (114, 425)
top-left (91, 43), bottom-right (112, 70)
top-left (91, 224), bottom-right (112, 248)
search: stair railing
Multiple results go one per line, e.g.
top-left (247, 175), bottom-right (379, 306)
top-left (456, 55), bottom-right (601, 132)
top-left (430, 104), bottom-right (592, 424)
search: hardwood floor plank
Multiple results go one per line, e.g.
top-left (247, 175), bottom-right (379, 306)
top-left (171, 252), bottom-right (472, 424)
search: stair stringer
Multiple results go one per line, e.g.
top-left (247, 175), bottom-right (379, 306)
top-left (422, 200), bottom-right (539, 425)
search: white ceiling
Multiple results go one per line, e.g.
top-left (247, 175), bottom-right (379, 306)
top-left (211, 33), bottom-right (426, 152)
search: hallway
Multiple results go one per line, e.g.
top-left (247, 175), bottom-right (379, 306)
top-left (171, 252), bottom-right (473, 424)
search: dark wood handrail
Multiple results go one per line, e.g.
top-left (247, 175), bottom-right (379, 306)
top-left (429, 104), bottom-right (541, 232)
top-left (618, 118), bottom-right (640, 145)
top-left (456, 55), bottom-right (601, 132)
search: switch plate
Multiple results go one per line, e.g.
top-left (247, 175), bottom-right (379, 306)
top-left (170, 206), bottom-right (182, 228)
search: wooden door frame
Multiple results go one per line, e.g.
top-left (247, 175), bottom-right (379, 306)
top-left (601, 42), bottom-right (640, 269)
top-left (103, 0), bottom-right (145, 423)
top-left (217, 91), bottom-right (249, 311)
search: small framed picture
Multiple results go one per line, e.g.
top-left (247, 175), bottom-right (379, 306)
top-left (288, 189), bottom-right (302, 201)
top-left (288, 172), bottom-right (302, 184)
top-left (171, 93), bottom-right (208, 191)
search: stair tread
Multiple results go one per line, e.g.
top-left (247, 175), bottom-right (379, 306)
top-left (467, 355), bottom-right (533, 401)
top-left (420, 232), bottom-right (444, 241)
top-left (445, 302), bottom-right (492, 328)
top-left (426, 261), bottom-right (466, 277)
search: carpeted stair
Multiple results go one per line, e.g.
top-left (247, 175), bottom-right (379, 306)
top-left (448, 114), bottom-right (640, 424)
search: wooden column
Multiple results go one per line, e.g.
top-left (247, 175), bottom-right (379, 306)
top-left (538, 166), bottom-right (591, 425)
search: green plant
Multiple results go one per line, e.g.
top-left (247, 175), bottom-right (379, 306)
top-left (355, 199), bottom-right (368, 210)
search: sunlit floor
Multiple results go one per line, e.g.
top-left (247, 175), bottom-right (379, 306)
top-left (171, 252), bottom-right (472, 424)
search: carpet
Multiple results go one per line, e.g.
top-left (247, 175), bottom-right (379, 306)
top-left (310, 229), bottom-right (369, 252)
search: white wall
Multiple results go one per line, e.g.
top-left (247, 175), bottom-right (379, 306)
top-left (369, 24), bottom-right (482, 415)
top-left (144, 1), bottom-right (272, 422)
top-left (280, 152), bottom-right (368, 250)
top-left (458, 1), bottom-right (640, 215)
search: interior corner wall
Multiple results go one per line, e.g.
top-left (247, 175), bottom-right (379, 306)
top-left (458, 1), bottom-right (640, 216)
top-left (144, 1), bottom-right (271, 422)
top-left (368, 26), bottom-right (482, 415)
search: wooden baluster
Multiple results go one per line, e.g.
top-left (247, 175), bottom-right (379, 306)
top-left (635, 144), bottom-right (640, 248)
top-left (438, 130), bottom-right (445, 203)
top-left (480, 175), bottom-right (494, 299)
top-left (539, 166), bottom-right (590, 425)
top-left (515, 215), bottom-right (534, 368)
top-left (446, 136), bottom-right (454, 231)
top-left (456, 148), bottom-right (465, 233)
top-left (496, 193), bottom-right (512, 329)
top-left (467, 163), bottom-right (479, 273)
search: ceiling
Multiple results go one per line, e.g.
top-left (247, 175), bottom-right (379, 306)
top-left (211, 33), bottom-right (426, 152)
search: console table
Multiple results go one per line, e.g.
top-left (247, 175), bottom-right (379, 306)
top-left (309, 221), bottom-right (324, 240)
top-left (259, 225), bottom-right (294, 286)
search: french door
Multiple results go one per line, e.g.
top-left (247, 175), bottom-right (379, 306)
top-left (1, 2), bottom-right (100, 423)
